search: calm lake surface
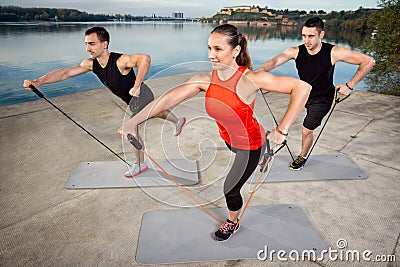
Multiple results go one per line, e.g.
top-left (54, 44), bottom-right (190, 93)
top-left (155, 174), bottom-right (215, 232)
top-left (0, 21), bottom-right (367, 106)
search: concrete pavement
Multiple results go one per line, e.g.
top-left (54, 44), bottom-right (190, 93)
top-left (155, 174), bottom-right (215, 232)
top-left (0, 73), bottom-right (399, 267)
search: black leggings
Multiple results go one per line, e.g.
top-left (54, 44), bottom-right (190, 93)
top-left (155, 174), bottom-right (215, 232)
top-left (224, 143), bottom-right (264, 211)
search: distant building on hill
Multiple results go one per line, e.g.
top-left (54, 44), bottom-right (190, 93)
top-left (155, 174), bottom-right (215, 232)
top-left (172, 12), bottom-right (184, 19)
top-left (218, 6), bottom-right (260, 15)
top-left (214, 5), bottom-right (300, 25)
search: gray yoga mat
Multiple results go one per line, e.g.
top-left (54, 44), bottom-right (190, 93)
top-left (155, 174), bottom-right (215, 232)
top-left (136, 204), bottom-right (327, 264)
top-left (65, 159), bottom-right (199, 189)
top-left (248, 154), bottom-right (368, 183)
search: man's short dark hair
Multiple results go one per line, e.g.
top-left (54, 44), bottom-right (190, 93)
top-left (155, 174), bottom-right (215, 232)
top-left (85, 26), bottom-right (110, 44)
top-left (304, 17), bottom-right (324, 32)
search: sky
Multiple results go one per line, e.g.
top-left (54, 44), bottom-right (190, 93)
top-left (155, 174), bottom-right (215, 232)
top-left (0, 0), bottom-right (379, 18)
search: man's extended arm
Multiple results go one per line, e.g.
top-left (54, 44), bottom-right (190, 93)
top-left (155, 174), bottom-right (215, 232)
top-left (23, 59), bottom-right (92, 90)
top-left (257, 46), bottom-right (298, 72)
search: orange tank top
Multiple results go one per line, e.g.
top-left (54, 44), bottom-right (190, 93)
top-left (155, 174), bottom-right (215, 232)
top-left (205, 66), bottom-right (265, 150)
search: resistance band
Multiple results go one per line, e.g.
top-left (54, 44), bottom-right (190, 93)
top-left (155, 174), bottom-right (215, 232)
top-left (259, 90), bottom-right (295, 161)
top-left (304, 89), bottom-right (350, 167)
top-left (235, 132), bottom-right (287, 232)
top-left (128, 129), bottom-right (286, 234)
top-left (29, 85), bottom-right (133, 167)
top-left (128, 130), bottom-right (286, 230)
top-left (127, 133), bottom-right (223, 225)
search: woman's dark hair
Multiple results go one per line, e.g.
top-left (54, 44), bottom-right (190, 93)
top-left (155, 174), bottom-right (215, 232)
top-left (211, 24), bottom-right (253, 70)
top-left (85, 26), bottom-right (110, 45)
top-left (304, 17), bottom-right (324, 33)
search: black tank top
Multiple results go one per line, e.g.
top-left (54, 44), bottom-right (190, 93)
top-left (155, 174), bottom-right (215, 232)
top-left (295, 42), bottom-right (335, 104)
top-left (92, 52), bottom-right (136, 104)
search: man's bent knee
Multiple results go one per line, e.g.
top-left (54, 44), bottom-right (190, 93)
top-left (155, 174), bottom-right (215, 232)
top-left (302, 126), bottom-right (313, 137)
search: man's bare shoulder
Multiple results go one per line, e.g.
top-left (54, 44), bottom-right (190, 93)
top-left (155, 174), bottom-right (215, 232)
top-left (80, 58), bottom-right (94, 71)
top-left (117, 54), bottom-right (131, 66)
top-left (284, 46), bottom-right (299, 58)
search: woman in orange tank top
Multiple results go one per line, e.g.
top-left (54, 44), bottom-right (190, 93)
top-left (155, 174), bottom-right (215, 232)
top-left (119, 24), bottom-right (311, 241)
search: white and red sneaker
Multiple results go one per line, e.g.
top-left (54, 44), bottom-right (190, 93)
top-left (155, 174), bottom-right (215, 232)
top-left (124, 162), bottom-right (148, 178)
top-left (174, 117), bottom-right (186, 136)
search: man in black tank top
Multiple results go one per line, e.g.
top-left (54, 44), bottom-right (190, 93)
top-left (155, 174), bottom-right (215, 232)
top-left (23, 26), bottom-right (186, 177)
top-left (258, 17), bottom-right (374, 170)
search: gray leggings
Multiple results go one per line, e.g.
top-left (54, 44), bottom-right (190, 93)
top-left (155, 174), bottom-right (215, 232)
top-left (224, 142), bottom-right (264, 211)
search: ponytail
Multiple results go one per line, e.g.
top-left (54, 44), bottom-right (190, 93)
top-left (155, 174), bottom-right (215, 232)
top-left (211, 24), bottom-right (253, 70)
top-left (236, 33), bottom-right (253, 70)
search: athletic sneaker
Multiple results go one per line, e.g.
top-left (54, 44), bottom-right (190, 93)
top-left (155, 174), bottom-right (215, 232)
top-left (124, 162), bottom-right (148, 178)
top-left (214, 219), bottom-right (240, 241)
top-left (174, 117), bottom-right (186, 136)
top-left (289, 155), bottom-right (306, 170)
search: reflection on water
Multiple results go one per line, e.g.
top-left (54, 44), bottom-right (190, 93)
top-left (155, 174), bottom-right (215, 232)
top-left (0, 23), bottom-right (80, 35)
top-left (237, 24), bottom-right (302, 41)
top-left (236, 23), bottom-right (366, 48)
top-left (0, 22), bottom-right (369, 106)
top-left (0, 22), bottom-right (368, 45)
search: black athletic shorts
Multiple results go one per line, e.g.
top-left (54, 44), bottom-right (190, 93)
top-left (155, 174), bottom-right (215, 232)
top-left (129, 83), bottom-right (155, 118)
top-left (303, 100), bottom-right (332, 130)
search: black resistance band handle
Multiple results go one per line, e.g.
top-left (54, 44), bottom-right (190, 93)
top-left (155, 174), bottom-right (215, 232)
top-left (265, 131), bottom-right (272, 156)
top-left (127, 134), bottom-right (142, 150)
top-left (265, 130), bottom-right (287, 156)
top-left (259, 131), bottom-right (272, 172)
top-left (29, 84), bottom-right (44, 98)
top-left (335, 88), bottom-right (350, 103)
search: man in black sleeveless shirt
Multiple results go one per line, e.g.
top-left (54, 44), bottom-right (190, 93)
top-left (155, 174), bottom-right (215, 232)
top-left (258, 17), bottom-right (374, 170)
top-left (24, 27), bottom-right (186, 177)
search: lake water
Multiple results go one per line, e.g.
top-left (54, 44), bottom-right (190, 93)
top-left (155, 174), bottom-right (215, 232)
top-left (0, 21), bottom-right (367, 106)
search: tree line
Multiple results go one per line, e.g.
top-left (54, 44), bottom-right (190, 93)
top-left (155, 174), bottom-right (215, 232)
top-left (363, 0), bottom-right (399, 96)
top-left (0, 6), bottom-right (112, 21)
